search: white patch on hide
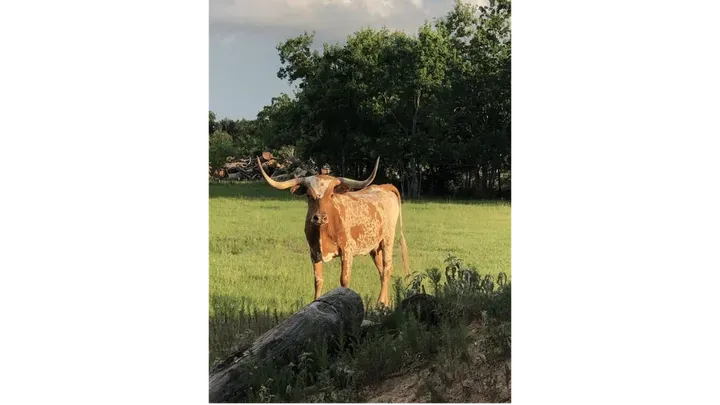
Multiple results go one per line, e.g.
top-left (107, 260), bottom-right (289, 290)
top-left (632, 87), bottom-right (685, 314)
top-left (305, 176), bottom-right (332, 199)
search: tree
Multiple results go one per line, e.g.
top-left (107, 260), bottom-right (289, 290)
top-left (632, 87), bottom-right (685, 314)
top-left (209, 110), bottom-right (217, 134)
top-left (212, 0), bottom-right (511, 199)
top-left (209, 130), bottom-right (235, 171)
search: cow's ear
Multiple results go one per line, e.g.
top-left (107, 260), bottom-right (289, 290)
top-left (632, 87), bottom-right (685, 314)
top-left (290, 184), bottom-right (307, 195)
top-left (334, 184), bottom-right (351, 194)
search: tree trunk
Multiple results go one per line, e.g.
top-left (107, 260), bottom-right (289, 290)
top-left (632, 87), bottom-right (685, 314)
top-left (430, 168), bottom-right (435, 195)
top-left (407, 166), bottom-right (414, 199)
top-left (487, 165), bottom-right (495, 197)
top-left (410, 90), bottom-right (421, 199)
top-left (480, 164), bottom-right (489, 196)
top-left (209, 287), bottom-right (365, 403)
top-left (413, 166), bottom-right (420, 199)
top-left (418, 163), bottom-right (422, 197)
top-left (496, 167), bottom-right (503, 198)
top-left (341, 146), bottom-right (346, 177)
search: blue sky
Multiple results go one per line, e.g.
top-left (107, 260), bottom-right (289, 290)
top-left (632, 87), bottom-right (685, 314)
top-left (209, 0), bottom-right (487, 120)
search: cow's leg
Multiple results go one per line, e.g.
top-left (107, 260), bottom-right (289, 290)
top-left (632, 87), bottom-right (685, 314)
top-left (340, 254), bottom-right (353, 288)
top-left (312, 260), bottom-right (323, 300)
top-left (370, 244), bottom-right (385, 303)
top-left (379, 242), bottom-right (395, 306)
top-left (370, 246), bottom-right (384, 276)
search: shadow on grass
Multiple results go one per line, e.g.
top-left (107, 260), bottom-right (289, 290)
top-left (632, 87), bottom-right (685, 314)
top-left (209, 274), bottom-right (512, 403)
top-left (209, 294), bottom-right (306, 369)
top-left (209, 293), bottom-right (382, 374)
top-left (209, 181), bottom-right (299, 201)
top-left (407, 197), bottom-right (511, 207)
top-left (210, 181), bottom-right (511, 206)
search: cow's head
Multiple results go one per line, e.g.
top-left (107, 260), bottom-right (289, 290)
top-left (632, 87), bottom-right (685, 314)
top-left (257, 157), bottom-right (380, 226)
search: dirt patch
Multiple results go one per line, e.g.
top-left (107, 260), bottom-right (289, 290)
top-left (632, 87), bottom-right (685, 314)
top-left (363, 321), bottom-right (511, 403)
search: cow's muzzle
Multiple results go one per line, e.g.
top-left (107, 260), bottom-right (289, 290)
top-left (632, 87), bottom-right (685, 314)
top-left (311, 212), bottom-right (329, 225)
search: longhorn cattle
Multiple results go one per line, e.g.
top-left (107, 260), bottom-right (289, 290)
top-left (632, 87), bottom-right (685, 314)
top-left (257, 157), bottom-right (409, 306)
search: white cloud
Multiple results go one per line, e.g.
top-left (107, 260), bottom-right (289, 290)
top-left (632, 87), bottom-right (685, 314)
top-left (210, 0), bottom-right (489, 37)
top-left (218, 32), bottom-right (237, 45)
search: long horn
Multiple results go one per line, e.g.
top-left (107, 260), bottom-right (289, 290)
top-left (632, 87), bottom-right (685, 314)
top-left (256, 157), bottom-right (305, 190)
top-left (338, 157), bottom-right (380, 190)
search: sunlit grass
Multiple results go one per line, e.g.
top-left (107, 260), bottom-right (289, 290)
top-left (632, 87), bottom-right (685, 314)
top-left (209, 182), bottom-right (511, 314)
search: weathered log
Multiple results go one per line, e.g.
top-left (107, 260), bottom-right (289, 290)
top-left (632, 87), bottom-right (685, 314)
top-left (209, 287), bottom-right (365, 403)
top-left (271, 173), bottom-right (289, 181)
top-left (268, 167), bottom-right (315, 181)
top-left (211, 154), bottom-right (320, 182)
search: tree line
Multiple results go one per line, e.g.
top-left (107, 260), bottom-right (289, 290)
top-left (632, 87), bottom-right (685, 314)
top-left (210, 0), bottom-right (510, 199)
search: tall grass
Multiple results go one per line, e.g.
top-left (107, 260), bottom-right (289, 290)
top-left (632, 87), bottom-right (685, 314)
top-left (210, 255), bottom-right (511, 403)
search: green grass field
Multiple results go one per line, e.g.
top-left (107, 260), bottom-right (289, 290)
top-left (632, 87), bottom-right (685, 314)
top-left (209, 182), bottom-right (511, 314)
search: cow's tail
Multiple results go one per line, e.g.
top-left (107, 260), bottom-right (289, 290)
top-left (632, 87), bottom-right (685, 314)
top-left (392, 187), bottom-right (410, 278)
